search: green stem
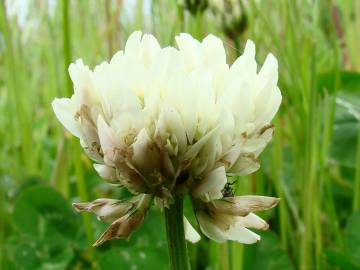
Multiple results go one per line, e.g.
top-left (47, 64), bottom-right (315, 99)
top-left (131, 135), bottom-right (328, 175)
top-left (63, 0), bottom-right (72, 96)
top-left (219, 243), bottom-right (229, 270)
top-left (164, 196), bottom-right (190, 270)
top-left (353, 123), bottom-right (360, 211)
top-left (231, 242), bottom-right (243, 270)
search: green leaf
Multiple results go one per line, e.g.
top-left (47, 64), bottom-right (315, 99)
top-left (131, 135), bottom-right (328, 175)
top-left (12, 185), bottom-right (79, 241)
top-left (6, 235), bottom-right (74, 270)
top-left (331, 92), bottom-right (360, 168)
top-left (244, 231), bottom-right (294, 270)
top-left (325, 249), bottom-right (360, 270)
top-left (317, 71), bottom-right (360, 94)
top-left (15, 240), bottom-right (74, 270)
top-left (345, 212), bottom-right (360, 266)
top-left (99, 247), bottom-right (168, 270)
top-left (98, 208), bottom-right (169, 269)
top-left (337, 72), bottom-right (360, 92)
top-left (319, 72), bottom-right (360, 167)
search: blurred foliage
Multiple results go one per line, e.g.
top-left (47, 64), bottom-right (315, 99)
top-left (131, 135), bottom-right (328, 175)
top-left (1, 0), bottom-right (360, 269)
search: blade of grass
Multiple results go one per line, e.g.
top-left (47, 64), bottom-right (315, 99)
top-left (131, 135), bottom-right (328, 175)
top-left (353, 124), bottom-right (360, 211)
top-left (61, 0), bottom-right (94, 256)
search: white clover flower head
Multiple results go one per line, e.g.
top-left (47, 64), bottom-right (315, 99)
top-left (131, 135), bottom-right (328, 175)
top-left (52, 31), bottom-right (281, 245)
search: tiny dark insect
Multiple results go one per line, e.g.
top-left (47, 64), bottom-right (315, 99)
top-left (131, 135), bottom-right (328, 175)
top-left (222, 180), bottom-right (237, 197)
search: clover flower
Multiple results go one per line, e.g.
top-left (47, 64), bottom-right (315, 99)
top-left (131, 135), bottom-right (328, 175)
top-left (208, 0), bottom-right (248, 38)
top-left (52, 31), bottom-right (281, 246)
top-left (178, 0), bottom-right (208, 15)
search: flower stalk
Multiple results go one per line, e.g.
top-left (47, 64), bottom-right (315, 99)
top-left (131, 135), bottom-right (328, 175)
top-left (164, 196), bottom-right (190, 270)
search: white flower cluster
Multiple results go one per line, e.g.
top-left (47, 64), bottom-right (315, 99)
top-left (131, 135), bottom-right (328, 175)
top-left (53, 31), bottom-right (281, 245)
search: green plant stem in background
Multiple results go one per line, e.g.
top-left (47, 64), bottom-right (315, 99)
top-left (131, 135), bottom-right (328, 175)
top-left (62, 0), bottom-right (94, 256)
top-left (51, 137), bottom-right (69, 197)
top-left (62, 0), bottom-right (72, 96)
top-left (0, 0), bottom-right (31, 178)
top-left (0, 177), bottom-right (4, 270)
top-left (219, 243), bottom-right (230, 270)
top-left (73, 143), bottom-right (94, 258)
top-left (164, 196), bottom-right (190, 270)
top-left (353, 124), bottom-right (360, 211)
top-left (272, 117), bottom-right (288, 249)
top-left (301, 2), bottom-right (320, 268)
top-left (231, 242), bottom-right (243, 270)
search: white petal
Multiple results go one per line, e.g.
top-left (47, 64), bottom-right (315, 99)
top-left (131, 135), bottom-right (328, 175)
top-left (234, 195), bottom-right (280, 211)
top-left (184, 126), bottom-right (219, 161)
top-left (68, 59), bottom-right (98, 105)
top-left (192, 135), bottom-right (221, 176)
top-left (81, 139), bottom-right (103, 163)
top-left (176, 33), bottom-right (201, 72)
top-left (156, 104), bottom-right (187, 153)
top-left (254, 54), bottom-right (280, 123)
top-left (217, 78), bottom-right (253, 134)
top-left (226, 225), bottom-right (260, 244)
top-left (256, 87), bottom-right (282, 128)
top-left (97, 115), bottom-right (119, 165)
top-left (52, 98), bottom-right (81, 138)
top-left (93, 164), bottom-right (117, 183)
top-left (196, 211), bottom-right (227, 243)
top-left (213, 195), bottom-right (280, 215)
top-left (243, 40), bottom-right (256, 58)
top-left (241, 139), bottom-right (265, 153)
top-left (132, 128), bottom-right (151, 161)
top-left (201, 34), bottom-right (226, 67)
top-left (184, 217), bottom-right (201, 243)
top-left (235, 213), bottom-right (269, 230)
top-left (140, 33), bottom-right (161, 67)
top-left (220, 143), bottom-right (242, 169)
top-left (218, 109), bottom-right (235, 151)
top-left (192, 166), bottom-right (227, 202)
top-left (124, 31), bottom-right (142, 58)
top-left (131, 128), bottom-right (157, 174)
top-left (132, 128), bottom-right (175, 178)
top-left (196, 211), bottom-right (261, 244)
top-left (229, 39), bottom-right (256, 77)
top-left (109, 50), bottom-right (124, 65)
top-left (257, 54), bottom-right (278, 91)
top-left (228, 155), bottom-right (260, 176)
top-left (254, 125), bottom-right (275, 156)
top-left (68, 59), bottom-right (87, 90)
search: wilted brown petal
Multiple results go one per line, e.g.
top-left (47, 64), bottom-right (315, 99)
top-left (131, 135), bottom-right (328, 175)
top-left (154, 187), bottom-right (174, 208)
top-left (72, 198), bottom-right (134, 223)
top-left (116, 159), bottom-right (150, 194)
top-left (93, 210), bottom-right (146, 246)
top-left (131, 128), bottom-right (175, 188)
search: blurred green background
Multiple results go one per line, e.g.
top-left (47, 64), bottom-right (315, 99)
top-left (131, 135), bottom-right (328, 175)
top-left (1, 0), bottom-right (360, 269)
